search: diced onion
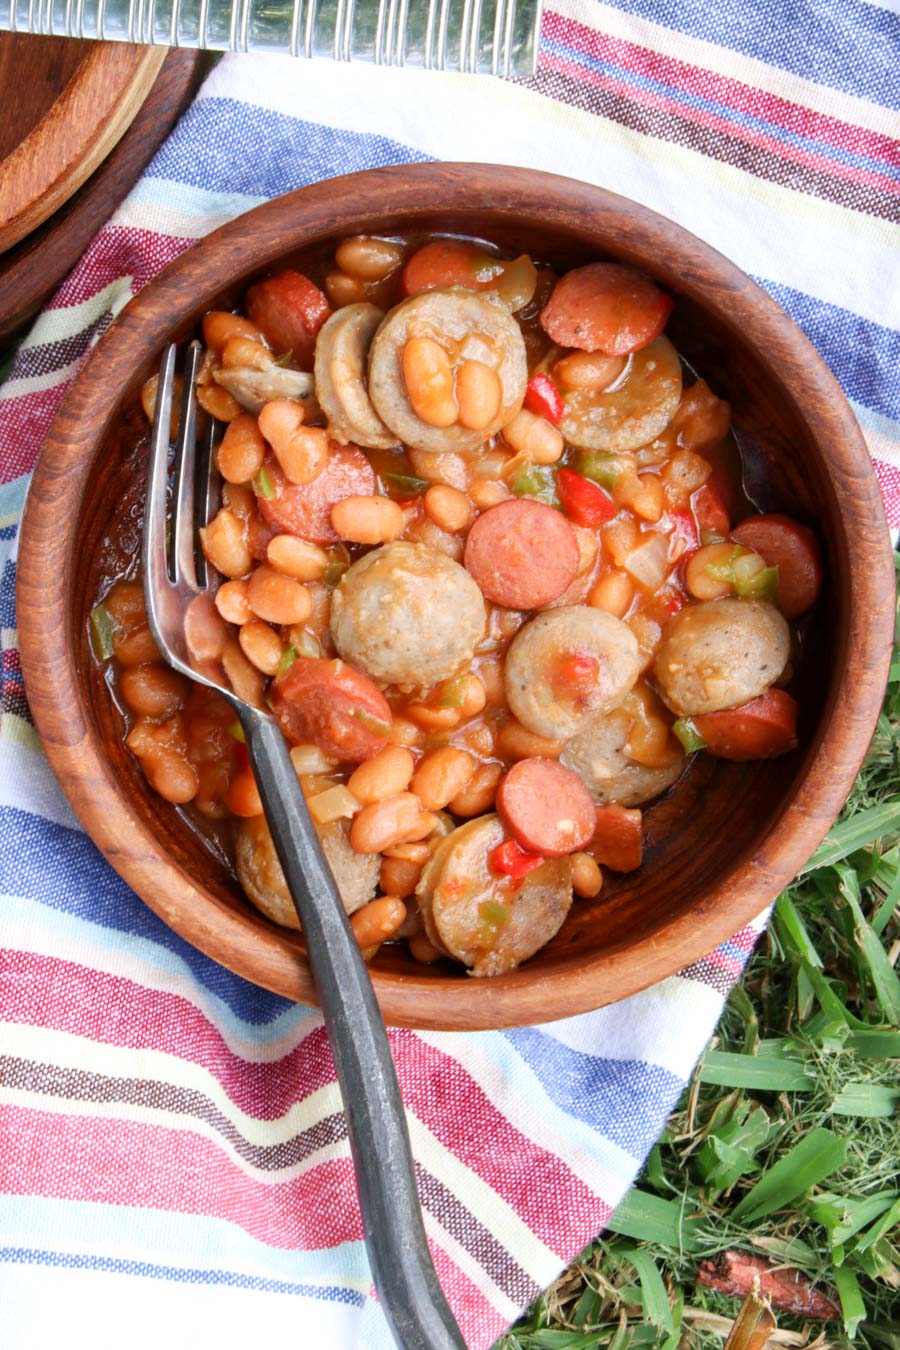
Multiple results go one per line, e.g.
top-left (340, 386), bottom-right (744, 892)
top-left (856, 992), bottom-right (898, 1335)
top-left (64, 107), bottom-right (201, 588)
top-left (493, 255), bottom-right (538, 312)
top-left (733, 551), bottom-right (766, 587)
top-left (290, 744), bottom-right (338, 776)
top-left (308, 784), bottom-right (360, 825)
top-left (623, 533), bottom-right (669, 592)
top-left (294, 629), bottom-right (321, 659)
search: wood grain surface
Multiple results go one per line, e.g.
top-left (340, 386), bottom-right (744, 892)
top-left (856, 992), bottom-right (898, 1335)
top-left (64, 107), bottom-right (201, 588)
top-left (0, 38), bottom-right (167, 253)
top-left (16, 165), bottom-right (896, 1029)
top-left (0, 49), bottom-right (205, 341)
top-left (0, 35), bottom-right (92, 161)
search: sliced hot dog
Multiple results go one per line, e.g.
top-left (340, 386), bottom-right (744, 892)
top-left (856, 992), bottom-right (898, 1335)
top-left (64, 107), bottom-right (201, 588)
top-left (245, 270), bottom-right (331, 369)
top-left (590, 804), bottom-right (643, 872)
top-left (402, 240), bottom-right (499, 296)
top-left (497, 757), bottom-right (596, 857)
top-left (272, 656), bottom-right (391, 762)
top-left (692, 689), bottom-right (799, 760)
top-left (259, 444), bottom-right (376, 545)
top-left (464, 499), bottom-right (579, 609)
top-left (540, 263), bottom-right (673, 356)
top-left (730, 514), bottom-right (822, 619)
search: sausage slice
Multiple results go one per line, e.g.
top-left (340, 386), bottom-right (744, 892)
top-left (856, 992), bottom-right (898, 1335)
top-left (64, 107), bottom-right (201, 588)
top-left (213, 365), bottom-right (319, 419)
top-left (271, 656), bottom-right (391, 762)
top-left (416, 815), bottom-right (573, 977)
top-left (561, 707), bottom-right (687, 806)
top-left (559, 336), bottom-right (682, 453)
top-left (541, 263), bottom-right (673, 355)
top-left (464, 499), bottom-right (579, 610)
top-left (653, 597), bottom-right (791, 716)
top-left (497, 758), bottom-right (596, 856)
top-left (259, 444), bottom-right (376, 545)
top-left (368, 287), bottom-right (527, 453)
top-left (330, 541), bottom-right (486, 686)
top-left (245, 270), bottom-right (330, 369)
top-left (505, 606), bottom-right (641, 740)
top-left (236, 814), bottom-right (379, 929)
top-left (693, 689), bottom-right (799, 759)
top-left (730, 514), bottom-right (823, 619)
top-left (314, 303), bottom-right (400, 450)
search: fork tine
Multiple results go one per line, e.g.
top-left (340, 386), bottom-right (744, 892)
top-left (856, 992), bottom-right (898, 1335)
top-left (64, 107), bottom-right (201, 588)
top-left (143, 343), bottom-right (177, 642)
top-left (170, 340), bottom-right (203, 591)
top-left (194, 412), bottom-right (220, 590)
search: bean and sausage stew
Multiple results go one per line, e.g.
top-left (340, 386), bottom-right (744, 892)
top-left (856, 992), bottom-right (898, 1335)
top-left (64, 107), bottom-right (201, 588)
top-left (91, 235), bottom-right (823, 977)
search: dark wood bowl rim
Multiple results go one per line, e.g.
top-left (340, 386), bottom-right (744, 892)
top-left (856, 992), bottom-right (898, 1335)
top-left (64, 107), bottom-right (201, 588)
top-left (17, 164), bottom-right (895, 1029)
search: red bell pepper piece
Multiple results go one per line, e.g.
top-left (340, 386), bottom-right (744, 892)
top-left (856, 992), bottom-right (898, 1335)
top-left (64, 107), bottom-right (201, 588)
top-left (655, 586), bottom-right (686, 620)
top-left (667, 508), bottom-right (699, 559)
top-left (556, 652), bottom-right (600, 689)
top-left (489, 838), bottom-right (546, 882)
top-left (557, 468), bottom-right (616, 527)
top-left (523, 373), bottom-right (565, 425)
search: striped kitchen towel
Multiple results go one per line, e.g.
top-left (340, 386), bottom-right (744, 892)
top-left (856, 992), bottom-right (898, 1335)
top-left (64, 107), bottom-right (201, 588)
top-left (0, 4), bottom-right (897, 1347)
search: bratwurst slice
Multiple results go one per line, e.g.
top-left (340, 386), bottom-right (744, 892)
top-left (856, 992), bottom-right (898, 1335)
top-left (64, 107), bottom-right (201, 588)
top-left (213, 364), bottom-right (320, 419)
top-left (314, 303), bottom-right (400, 450)
top-left (416, 815), bottom-right (573, 977)
top-left (505, 605), bottom-right (641, 741)
top-left (559, 336), bottom-right (682, 453)
top-left (368, 287), bottom-right (528, 453)
top-left (330, 541), bottom-right (486, 686)
top-left (653, 597), bottom-right (791, 716)
top-left (561, 707), bottom-right (687, 806)
top-left (236, 814), bottom-right (379, 930)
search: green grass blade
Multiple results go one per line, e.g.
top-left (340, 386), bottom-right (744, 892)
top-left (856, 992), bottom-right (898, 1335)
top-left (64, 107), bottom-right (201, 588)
top-left (853, 1198), bottom-right (900, 1256)
top-left (838, 866), bottom-right (900, 1022)
top-left (697, 1048), bottom-right (814, 1090)
top-left (694, 1105), bottom-right (770, 1190)
top-left (618, 1247), bottom-right (674, 1332)
top-left (731, 1127), bottom-right (847, 1222)
top-left (774, 893), bottom-right (823, 966)
top-left (515, 1333), bottom-right (594, 1349)
top-left (831, 1083), bottom-right (899, 1118)
top-left (607, 1320), bottom-right (630, 1350)
top-left (845, 1029), bottom-right (900, 1058)
top-left (605, 1190), bottom-right (701, 1251)
top-left (570, 1284), bottom-right (603, 1328)
top-left (828, 1194), bottom-right (899, 1248)
top-left (800, 802), bottom-right (900, 873)
top-left (871, 848), bottom-right (900, 936)
top-left (833, 1264), bottom-right (867, 1338)
top-left (865, 1326), bottom-right (900, 1350)
top-left (799, 959), bottom-right (865, 1031)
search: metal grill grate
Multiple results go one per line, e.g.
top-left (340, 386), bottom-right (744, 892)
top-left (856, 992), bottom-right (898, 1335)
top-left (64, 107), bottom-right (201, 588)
top-left (0, 0), bottom-right (541, 74)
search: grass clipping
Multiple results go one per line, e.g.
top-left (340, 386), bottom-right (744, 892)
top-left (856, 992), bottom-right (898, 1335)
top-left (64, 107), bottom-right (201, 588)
top-left (497, 558), bottom-right (900, 1349)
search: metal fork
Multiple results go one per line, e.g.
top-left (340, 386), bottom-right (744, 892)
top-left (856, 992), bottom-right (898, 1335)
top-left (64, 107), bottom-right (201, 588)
top-left (144, 340), bottom-right (466, 1350)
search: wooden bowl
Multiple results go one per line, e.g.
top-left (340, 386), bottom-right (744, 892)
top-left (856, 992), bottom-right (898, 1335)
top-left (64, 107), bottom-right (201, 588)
top-left (18, 164), bottom-right (895, 1030)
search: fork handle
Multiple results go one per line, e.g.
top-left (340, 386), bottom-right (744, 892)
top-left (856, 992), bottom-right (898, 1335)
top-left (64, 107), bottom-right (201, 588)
top-left (242, 711), bottom-right (467, 1350)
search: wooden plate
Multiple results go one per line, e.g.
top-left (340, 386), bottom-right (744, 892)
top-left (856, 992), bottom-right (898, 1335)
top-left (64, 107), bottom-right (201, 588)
top-left (0, 36), bottom-right (168, 254)
top-left (0, 48), bottom-right (205, 341)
